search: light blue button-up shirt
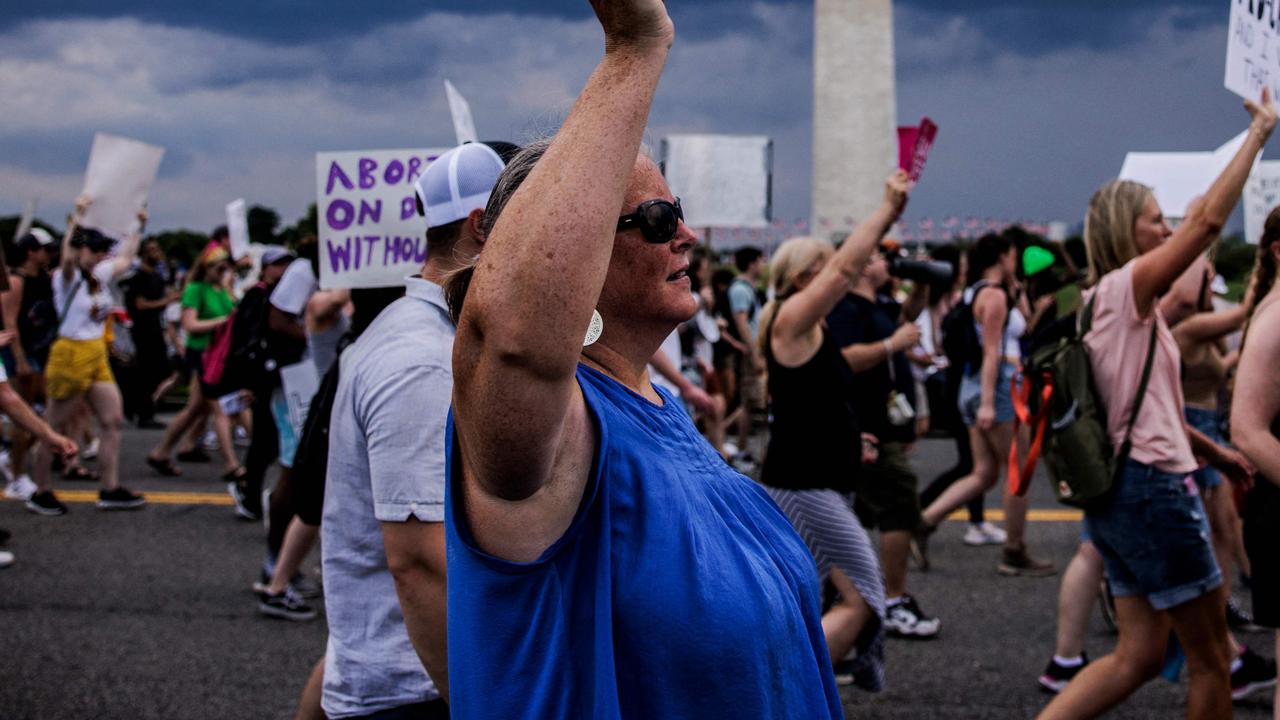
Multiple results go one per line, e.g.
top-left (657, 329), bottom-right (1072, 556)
top-left (321, 277), bottom-right (453, 718)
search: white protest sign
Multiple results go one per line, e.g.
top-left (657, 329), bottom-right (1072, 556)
top-left (80, 133), bottom-right (164, 239)
top-left (315, 148), bottom-right (450, 289)
top-left (1119, 131), bottom-right (1261, 218)
top-left (13, 198), bottom-right (37, 242)
top-left (661, 134), bottom-right (773, 228)
top-left (1245, 160), bottom-right (1280, 243)
top-left (279, 361), bottom-right (319, 434)
top-left (226, 199), bottom-right (250, 259)
top-left (444, 80), bottom-right (479, 145)
top-left (1225, 0), bottom-right (1280, 103)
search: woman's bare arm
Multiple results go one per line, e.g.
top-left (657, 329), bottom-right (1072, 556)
top-left (453, 1), bottom-right (675, 503)
top-left (109, 209), bottom-right (147, 280)
top-left (771, 172), bottom-right (908, 362)
top-left (1133, 92), bottom-right (1276, 316)
top-left (1231, 300), bottom-right (1280, 485)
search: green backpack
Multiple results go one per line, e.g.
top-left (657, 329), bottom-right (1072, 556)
top-left (1021, 295), bottom-right (1157, 508)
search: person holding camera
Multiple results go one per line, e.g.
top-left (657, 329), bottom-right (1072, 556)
top-left (826, 242), bottom-right (939, 639)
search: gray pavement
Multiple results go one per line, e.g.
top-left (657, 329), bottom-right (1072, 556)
top-left (0, 423), bottom-right (1272, 719)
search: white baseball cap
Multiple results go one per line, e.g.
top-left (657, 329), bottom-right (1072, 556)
top-left (414, 142), bottom-right (506, 230)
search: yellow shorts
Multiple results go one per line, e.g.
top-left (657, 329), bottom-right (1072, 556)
top-left (45, 338), bottom-right (114, 401)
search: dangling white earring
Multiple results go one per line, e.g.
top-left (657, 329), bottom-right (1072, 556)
top-left (583, 309), bottom-right (604, 347)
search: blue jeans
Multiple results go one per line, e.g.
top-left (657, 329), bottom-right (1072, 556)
top-left (957, 361), bottom-right (1017, 426)
top-left (1184, 406), bottom-right (1223, 490)
top-left (1085, 458), bottom-right (1221, 611)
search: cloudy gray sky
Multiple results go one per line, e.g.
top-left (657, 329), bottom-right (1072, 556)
top-left (0, 1), bottom-right (1255, 235)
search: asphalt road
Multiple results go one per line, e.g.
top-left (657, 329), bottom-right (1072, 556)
top-left (0, 422), bottom-right (1272, 719)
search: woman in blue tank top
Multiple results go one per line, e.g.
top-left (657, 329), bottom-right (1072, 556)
top-left (441, 3), bottom-right (842, 718)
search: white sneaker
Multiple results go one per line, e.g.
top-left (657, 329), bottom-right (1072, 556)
top-left (0, 450), bottom-right (12, 483)
top-left (82, 437), bottom-right (101, 461)
top-left (233, 426), bottom-right (250, 447)
top-left (0, 550), bottom-right (13, 568)
top-left (722, 441), bottom-right (741, 458)
top-left (963, 522), bottom-right (1008, 546)
top-left (4, 475), bottom-right (37, 501)
top-left (201, 431), bottom-right (219, 452)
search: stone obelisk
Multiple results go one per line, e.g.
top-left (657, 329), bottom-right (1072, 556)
top-left (812, 0), bottom-right (898, 238)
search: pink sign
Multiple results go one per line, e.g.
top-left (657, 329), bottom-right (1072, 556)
top-left (897, 117), bottom-right (939, 186)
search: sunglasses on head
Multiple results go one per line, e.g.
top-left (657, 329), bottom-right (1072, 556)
top-left (617, 198), bottom-right (684, 244)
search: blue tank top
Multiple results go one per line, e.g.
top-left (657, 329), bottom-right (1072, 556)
top-left (445, 364), bottom-right (842, 719)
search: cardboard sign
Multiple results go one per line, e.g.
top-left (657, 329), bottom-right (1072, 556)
top-left (1119, 131), bottom-right (1261, 218)
top-left (314, 148), bottom-right (449, 289)
top-left (279, 361), bottom-right (319, 435)
top-left (897, 117), bottom-right (939, 186)
top-left (226, 199), bottom-right (250, 259)
top-left (660, 134), bottom-right (773, 229)
top-left (81, 133), bottom-right (165, 240)
top-left (1225, 0), bottom-right (1280, 103)
top-left (444, 80), bottom-right (479, 146)
top-left (1245, 160), bottom-right (1280, 244)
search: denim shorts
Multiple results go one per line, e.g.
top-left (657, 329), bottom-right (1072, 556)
top-left (1184, 406), bottom-right (1223, 491)
top-left (1084, 458), bottom-right (1222, 611)
top-left (958, 361), bottom-right (1017, 426)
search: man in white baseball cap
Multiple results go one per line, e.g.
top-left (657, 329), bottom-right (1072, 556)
top-left (313, 141), bottom-right (512, 719)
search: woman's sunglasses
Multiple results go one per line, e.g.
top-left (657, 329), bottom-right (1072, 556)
top-left (617, 198), bottom-right (684, 244)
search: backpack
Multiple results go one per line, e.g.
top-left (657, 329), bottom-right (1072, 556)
top-left (940, 281), bottom-right (1005, 377)
top-left (1020, 294), bottom-right (1158, 507)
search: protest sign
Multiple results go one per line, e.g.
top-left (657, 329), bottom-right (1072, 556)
top-left (1225, 0), bottom-right (1280, 103)
top-left (280, 361), bottom-right (319, 435)
top-left (660, 134), bottom-right (772, 229)
top-left (897, 117), bottom-right (939, 186)
top-left (1119, 131), bottom-right (1261, 218)
top-left (13, 198), bottom-right (37, 242)
top-left (226, 199), bottom-right (250, 259)
top-left (81, 133), bottom-right (165, 240)
top-left (1245, 160), bottom-right (1280, 244)
top-left (444, 80), bottom-right (479, 145)
top-left (314, 148), bottom-right (449, 289)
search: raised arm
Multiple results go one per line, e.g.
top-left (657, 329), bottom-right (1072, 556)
top-left (108, 208), bottom-right (147, 280)
top-left (453, 1), bottom-right (674, 502)
top-left (59, 196), bottom-right (90, 282)
top-left (1133, 91), bottom-right (1276, 315)
top-left (1231, 301), bottom-right (1280, 485)
top-left (771, 171), bottom-right (908, 352)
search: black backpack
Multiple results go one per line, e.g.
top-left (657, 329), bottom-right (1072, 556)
top-left (941, 281), bottom-right (1007, 377)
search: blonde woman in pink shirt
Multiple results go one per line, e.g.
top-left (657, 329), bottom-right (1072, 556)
top-left (1039, 91), bottom-right (1276, 720)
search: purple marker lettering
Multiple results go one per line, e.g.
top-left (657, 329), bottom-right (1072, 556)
top-left (358, 157), bottom-right (377, 190)
top-left (325, 161), bottom-right (354, 195)
top-left (326, 200), bottom-right (354, 232)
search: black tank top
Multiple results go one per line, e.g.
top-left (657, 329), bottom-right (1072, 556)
top-left (761, 308), bottom-right (862, 492)
top-left (15, 270), bottom-right (54, 361)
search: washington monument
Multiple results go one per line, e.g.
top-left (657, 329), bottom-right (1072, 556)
top-left (812, 0), bottom-right (898, 236)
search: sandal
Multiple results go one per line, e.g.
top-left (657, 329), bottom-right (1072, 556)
top-left (221, 466), bottom-right (247, 483)
top-left (177, 448), bottom-right (211, 463)
top-left (62, 466), bottom-right (101, 482)
top-left (146, 456), bottom-right (183, 477)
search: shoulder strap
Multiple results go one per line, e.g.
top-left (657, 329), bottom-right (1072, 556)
top-left (1116, 320), bottom-right (1159, 462)
top-left (54, 276), bottom-right (84, 335)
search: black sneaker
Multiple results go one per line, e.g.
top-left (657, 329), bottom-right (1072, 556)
top-left (1228, 597), bottom-right (1264, 633)
top-left (1039, 653), bottom-right (1089, 693)
top-left (884, 595), bottom-right (940, 638)
top-left (228, 481), bottom-right (262, 522)
top-left (258, 587), bottom-right (318, 622)
top-left (25, 490), bottom-right (67, 516)
top-left (97, 487), bottom-right (146, 510)
top-left (1232, 647), bottom-right (1277, 701)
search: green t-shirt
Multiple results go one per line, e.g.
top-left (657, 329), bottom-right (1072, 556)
top-left (181, 281), bottom-right (235, 351)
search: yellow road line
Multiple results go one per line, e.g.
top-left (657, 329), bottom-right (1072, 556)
top-left (11, 491), bottom-right (1082, 519)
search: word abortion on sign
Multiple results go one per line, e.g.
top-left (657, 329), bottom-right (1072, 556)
top-left (1245, 160), bottom-right (1280, 244)
top-left (1225, 0), bottom-right (1280, 102)
top-left (315, 149), bottom-right (449, 289)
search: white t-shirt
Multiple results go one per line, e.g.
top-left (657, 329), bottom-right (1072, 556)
top-left (53, 261), bottom-right (116, 341)
top-left (270, 259), bottom-right (318, 316)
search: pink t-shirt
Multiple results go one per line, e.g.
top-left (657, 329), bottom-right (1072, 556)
top-left (1083, 260), bottom-right (1197, 474)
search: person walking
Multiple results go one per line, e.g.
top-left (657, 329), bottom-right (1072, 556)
top-left (121, 239), bottom-right (180, 429)
top-left (1039, 87), bottom-right (1276, 720)
top-left (28, 197), bottom-right (147, 515)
